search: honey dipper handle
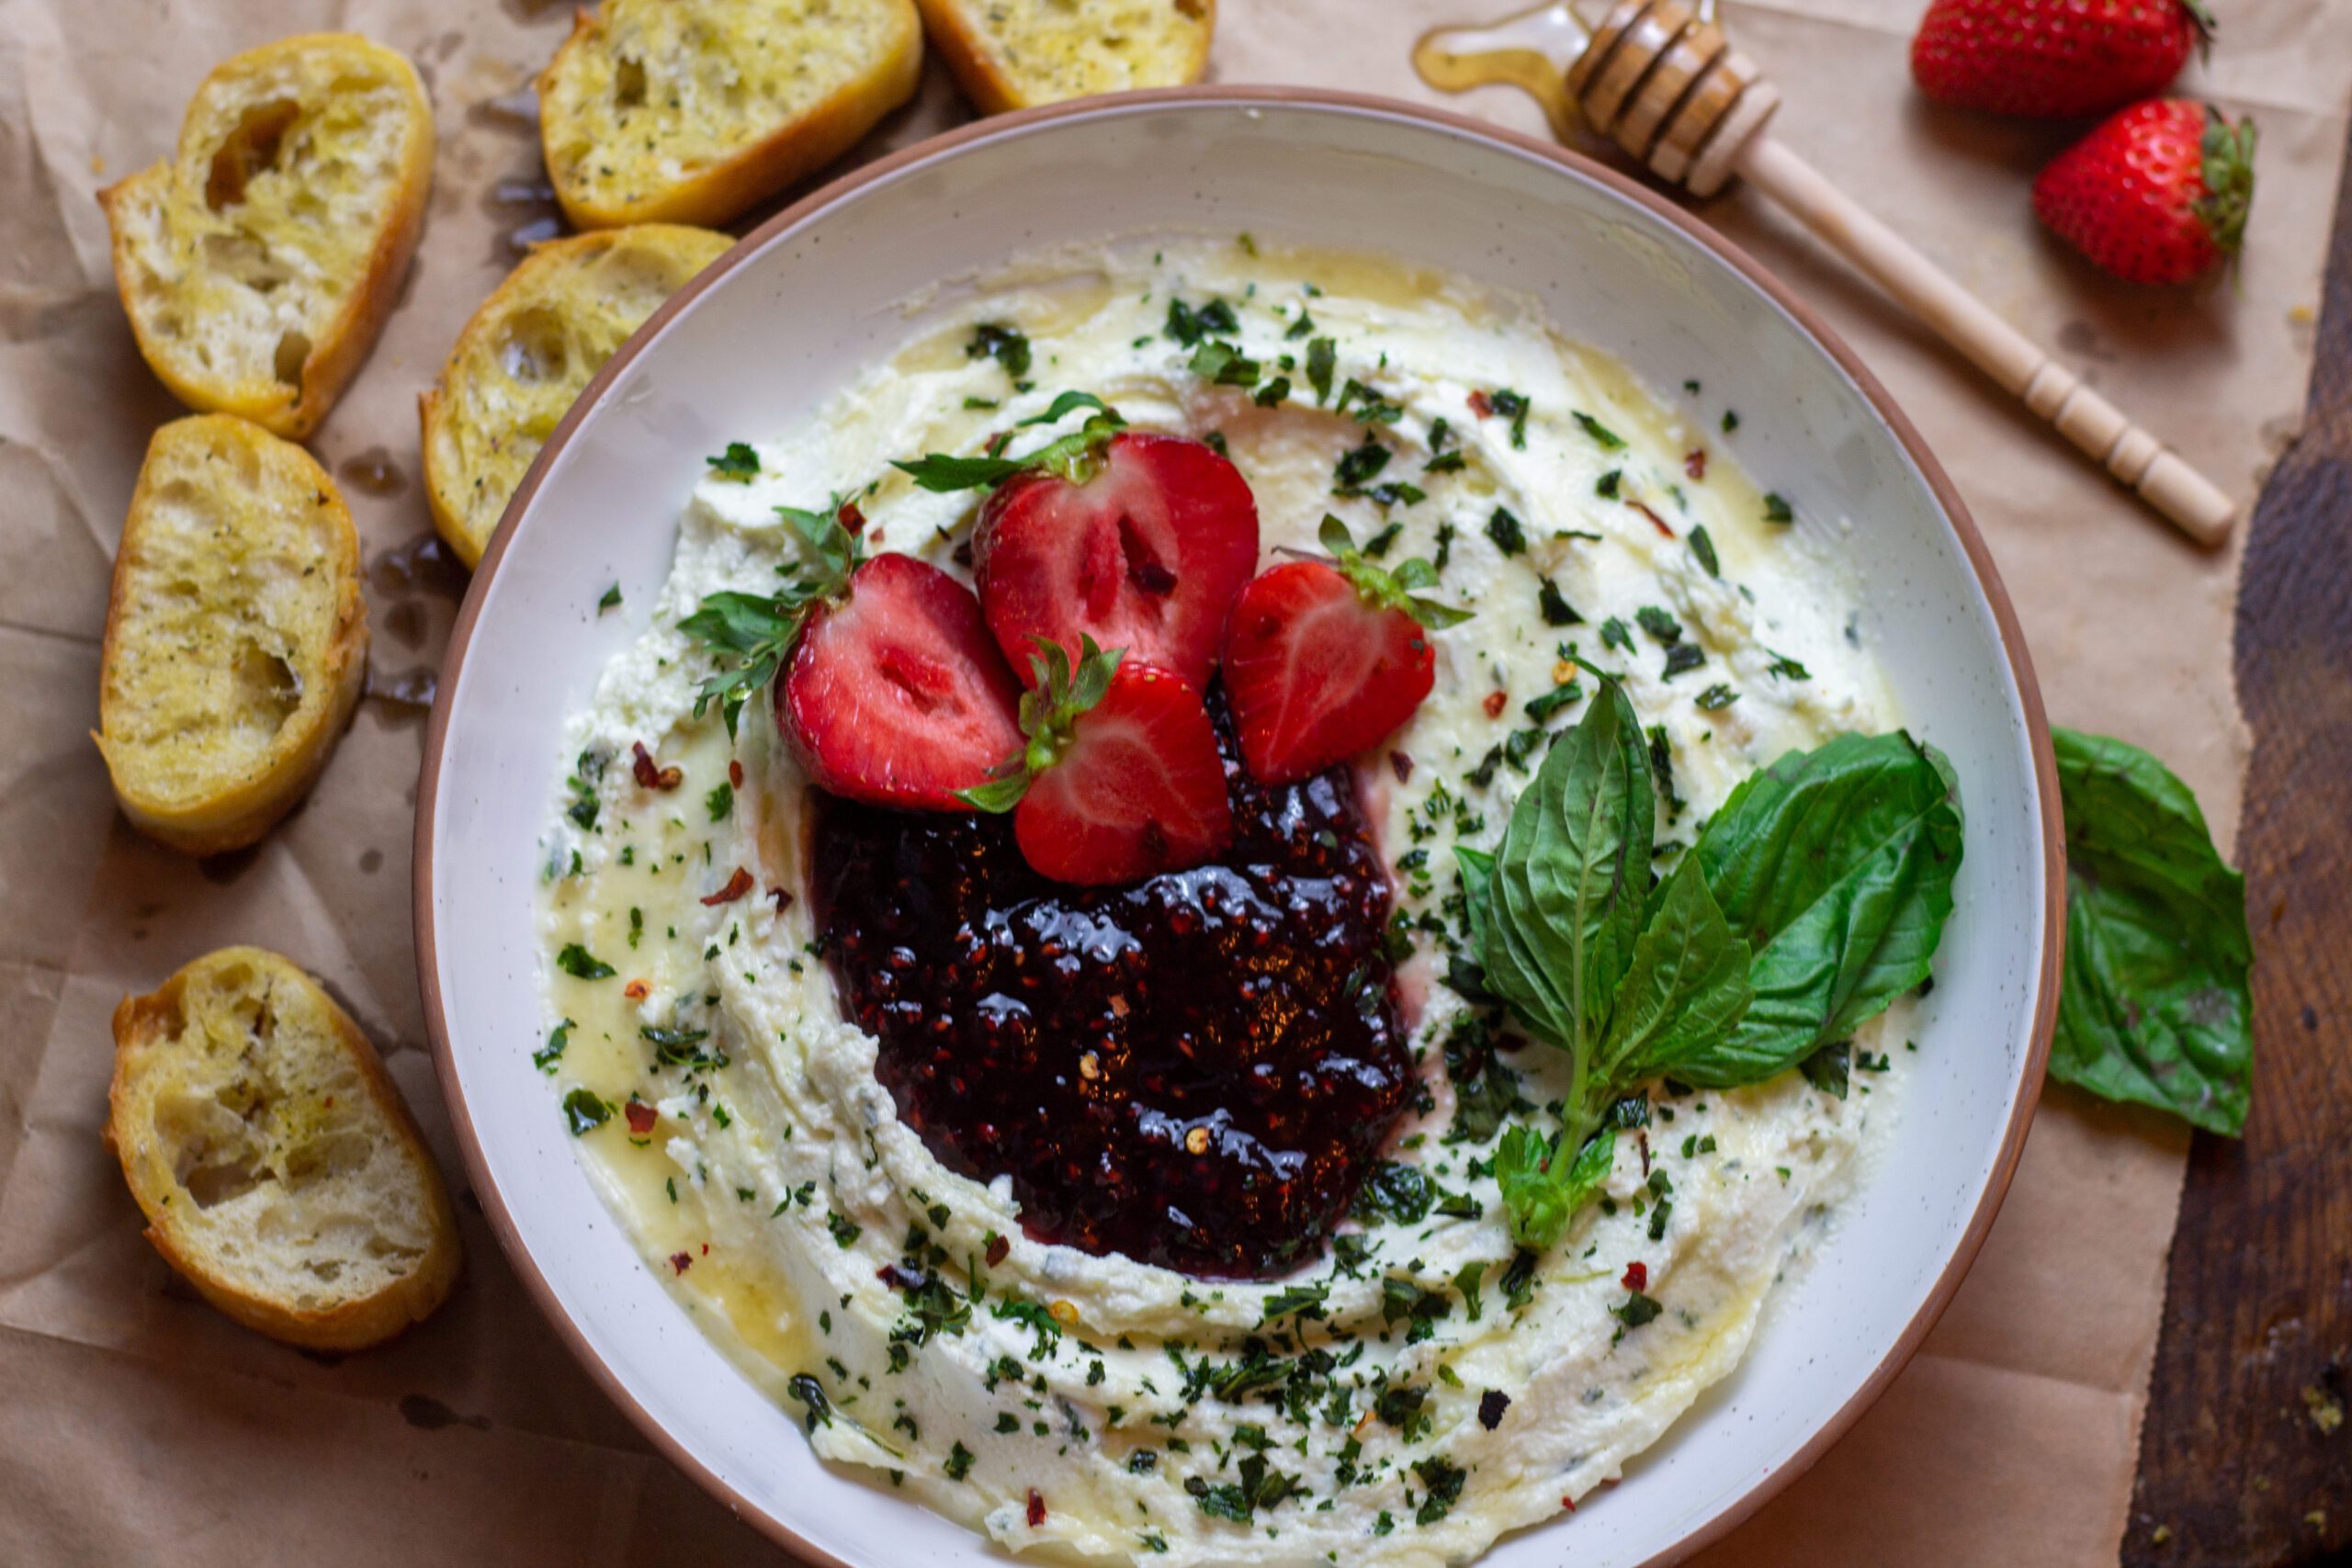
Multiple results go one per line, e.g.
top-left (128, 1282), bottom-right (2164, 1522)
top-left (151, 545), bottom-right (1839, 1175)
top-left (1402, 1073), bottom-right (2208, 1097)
top-left (1734, 136), bottom-right (2235, 547)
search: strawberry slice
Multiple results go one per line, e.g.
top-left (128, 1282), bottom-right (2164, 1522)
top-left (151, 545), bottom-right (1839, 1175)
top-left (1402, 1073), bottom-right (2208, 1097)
top-left (1223, 517), bottom-right (1471, 785)
top-left (961, 639), bottom-right (1232, 886)
top-left (778, 552), bottom-right (1023, 809)
top-left (974, 432), bottom-right (1259, 693)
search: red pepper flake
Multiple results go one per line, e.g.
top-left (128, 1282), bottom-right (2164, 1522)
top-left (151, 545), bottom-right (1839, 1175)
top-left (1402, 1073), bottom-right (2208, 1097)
top-left (837, 499), bottom-right (867, 536)
top-left (1622, 1260), bottom-right (1648, 1292)
top-left (1467, 389), bottom-right (1495, 419)
top-left (624, 1099), bottom-right (658, 1134)
top-left (701, 1243), bottom-right (709, 1255)
top-left (631, 741), bottom-right (683, 792)
top-left (1026, 1489), bottom-right (1046, 1529)
top-left (1389, 750), bottom-right (1414, 783)
top-left (701, 866), bottom-right (755, 906)
top-left (623, 978), bottom-right (650, 1001)
top-left (985, 1234), bottom-right (1011, 1268)
top-left (669, 1251), bottom-right (693, 1275)
top-left (1637, 1128), bottom-right (1652, 1176)
top-left (1683, 448), bottom-right (1708, 480)
top-left (1630, 500), bottom-right (1675, 539)
top-left (877, 1261), bottom-right (924, 1291)
top-left (1483, 690), bottom-right (1508, 719)
top-left (729, 759), bottom-right (745, 788)
top-left (1561, 1495), bottom-right (1577, 1512)
top-left (769, 887), bottom-right (797, 913)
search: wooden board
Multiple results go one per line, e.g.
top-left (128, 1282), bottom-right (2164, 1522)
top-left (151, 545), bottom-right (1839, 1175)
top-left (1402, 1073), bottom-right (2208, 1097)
top-left (2123, 118), bottom-right (2352, 1564)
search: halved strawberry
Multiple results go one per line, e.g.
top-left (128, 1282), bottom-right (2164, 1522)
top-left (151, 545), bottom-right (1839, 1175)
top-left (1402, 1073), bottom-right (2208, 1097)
top-left (973, 432), bottom-right (1260, 693)
top-left (961, 639), bottom-right (1232, 886)
top-left (778, 553), bottom-right (1023, 809)
top-left (1223, 517), bottom-right (1471, 785)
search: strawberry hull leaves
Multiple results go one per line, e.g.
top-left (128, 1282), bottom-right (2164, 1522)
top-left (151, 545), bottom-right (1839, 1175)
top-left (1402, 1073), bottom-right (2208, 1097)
top-left (893, 394), bottom-right (1128, 492)
top-left (679, 501), bottom-right (863, 737)
top-left (2051, 728), bottom-right (2252, 1134)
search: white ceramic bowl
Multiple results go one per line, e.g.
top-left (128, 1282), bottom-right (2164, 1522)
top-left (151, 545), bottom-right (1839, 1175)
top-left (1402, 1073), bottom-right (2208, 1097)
top-left (419, 90), bottom-right (2061, 1568)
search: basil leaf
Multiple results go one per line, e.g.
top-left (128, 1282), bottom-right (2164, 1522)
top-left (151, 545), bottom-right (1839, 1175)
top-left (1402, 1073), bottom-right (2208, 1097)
top-left (2051, 728), bottom-right (2252, 1134)
top-left (1595, 853), bottom-right (1752, 1084)
top-left (1495, 1123), bottom-right (1616, 1250)
top-left (1483, 679), bottom-right (1652, 1059)
top-left (1677, 731), bottom-right (1962, 1086)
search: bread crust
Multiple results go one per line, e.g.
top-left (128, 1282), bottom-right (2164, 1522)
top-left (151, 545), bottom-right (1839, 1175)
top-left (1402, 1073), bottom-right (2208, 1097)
top-left (914, 0), bottom-right (1214, 115)
top-left (97, 34), bottom-right (434, 440)
top-left (107, 948), bottom-right (461, 1352)
top-left (96, 415), bottom-right (369, 856)
top-left (419, 224), bottom-right (733, 567)
top-left (539, 0), bottom-right (924, 231)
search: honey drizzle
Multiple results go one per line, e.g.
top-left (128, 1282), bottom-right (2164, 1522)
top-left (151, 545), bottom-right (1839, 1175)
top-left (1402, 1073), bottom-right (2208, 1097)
top-left (1411, 0), bottom-right (1719, 143)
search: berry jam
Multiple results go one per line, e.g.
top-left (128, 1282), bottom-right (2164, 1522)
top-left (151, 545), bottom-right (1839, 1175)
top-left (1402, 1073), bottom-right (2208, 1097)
top-left (809, 693), bottom-right (1412, 1280)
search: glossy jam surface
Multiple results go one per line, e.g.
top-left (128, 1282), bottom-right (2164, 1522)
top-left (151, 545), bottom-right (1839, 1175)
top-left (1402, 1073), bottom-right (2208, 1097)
top-left (811, 695), bottom-right (1412, 1280)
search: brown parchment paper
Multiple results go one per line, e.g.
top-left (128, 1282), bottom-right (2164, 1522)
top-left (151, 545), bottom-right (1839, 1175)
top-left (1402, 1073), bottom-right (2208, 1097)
top-left (1, 1), bottom-right (2344, 1562)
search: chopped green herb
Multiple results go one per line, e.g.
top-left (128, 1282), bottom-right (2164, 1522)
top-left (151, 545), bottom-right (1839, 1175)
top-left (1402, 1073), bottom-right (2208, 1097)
top-left (1763, 491), bottom-right (1795, 525)
top-left (1306, 336), bottom-right (1338, 405)
top-left (1334, 438), bottom-right (1392, 491)
top-left (707, 442), bottom-right (760, 482)
top-left (598, 582), bottom-right (623, 612)
top-left (1189, 340), bottom-right (1262, 387)
top-left (1165, 298), bottom-right (1238, 346)
top-left (1489, 389), bottom-right (1531, 449)
top-left (1634, 604), bottom-right (1682, 644)
top-left (556, 942), bottom-right (615, 979)
top-left (967, 321), bottom-right (1033, 378)
top-left (1696, 683), bottom-right (1738, 711)
top-left (1690, 525), bottom-right (1720, 577)
top-left (706, 781), bottom-right (734, 821)
top-left (1537, 577), bottom-right (1580, 626)
top-left (1574, 412), bottom-right (1625, 450)
top-left (560, 1088), bottom-right (609, 1134)
top-left (1486, 506), bottom-right (1526, 556)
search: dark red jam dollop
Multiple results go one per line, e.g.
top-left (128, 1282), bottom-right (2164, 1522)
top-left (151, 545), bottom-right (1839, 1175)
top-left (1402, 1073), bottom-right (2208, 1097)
top-left (810, 691), bottom-right (1412, 1280)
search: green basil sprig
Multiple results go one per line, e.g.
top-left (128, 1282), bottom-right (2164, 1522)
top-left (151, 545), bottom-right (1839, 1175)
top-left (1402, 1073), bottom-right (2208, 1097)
top-left (2051, 728), bottom-right (2252, 1134)
top-left (1461, 678), bottom-right (1963, 1248)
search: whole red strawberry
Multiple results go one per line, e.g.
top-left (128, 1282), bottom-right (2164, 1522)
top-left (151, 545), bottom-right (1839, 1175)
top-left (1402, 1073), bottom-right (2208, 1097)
top-left (2034, 100), bottom-right (2256, 285)
top-left (1912, 0), bottom-right (2211, 118)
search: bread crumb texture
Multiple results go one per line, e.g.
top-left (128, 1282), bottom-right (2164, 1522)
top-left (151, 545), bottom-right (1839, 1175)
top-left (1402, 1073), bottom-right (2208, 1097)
top-left (540, 0), bottom-right (922, 229)
top-left (917, 0), bottom-right (1213, 114)
top-left (100, 34), bottom-right (432, 438)
top-left (98, 415), bottom-right (368, 854)
top-left (422, 225), bottom-right (733, 567)
top-left (108, 947), bottom-right (460, 1351)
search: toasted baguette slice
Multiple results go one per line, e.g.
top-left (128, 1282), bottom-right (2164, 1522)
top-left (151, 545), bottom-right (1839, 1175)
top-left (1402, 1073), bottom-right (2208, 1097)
top-left (916, 0), bottom-right (1213, 115)
top-left (420, 225), bottom-right (733, 567)
top-left (538, 0), bottom-right (923, 230)
top-left (96, 415), bottom-right (368, 855)
top-left (99, 35), bottom-right (433, 440)
top-left (107, 947), bottom-right (461, 1351)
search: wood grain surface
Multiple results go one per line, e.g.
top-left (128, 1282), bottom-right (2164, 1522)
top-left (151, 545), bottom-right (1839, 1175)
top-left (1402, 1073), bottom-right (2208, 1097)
top-left (2122, 118), bottom-right (2352, 1566)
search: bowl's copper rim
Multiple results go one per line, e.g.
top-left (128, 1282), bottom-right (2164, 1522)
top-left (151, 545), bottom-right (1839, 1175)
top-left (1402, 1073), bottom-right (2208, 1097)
top-left (415, 85), bottom-right (2064, 1568)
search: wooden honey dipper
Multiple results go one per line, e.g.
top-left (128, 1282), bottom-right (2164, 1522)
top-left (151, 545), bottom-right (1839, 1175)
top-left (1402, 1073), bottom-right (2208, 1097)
top-left (1416, 0), bottom-right (2238, 546)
